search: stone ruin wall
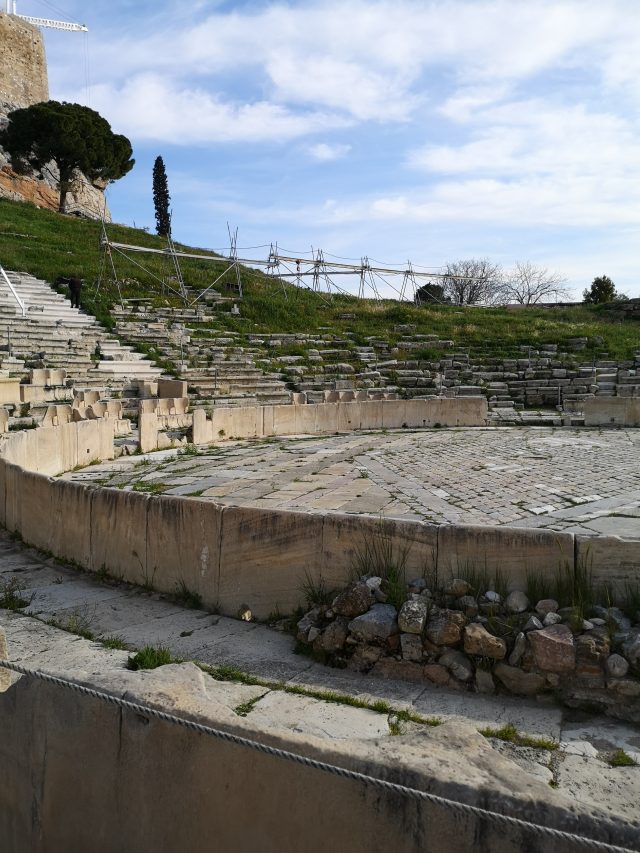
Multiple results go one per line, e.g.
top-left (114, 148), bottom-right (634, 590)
top-left (0, 13), bottom-right (48, 109)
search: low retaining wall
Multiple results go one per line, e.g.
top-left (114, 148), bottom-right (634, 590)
top-left (2, 663), bottom-right (635, 853)
top-left (0, 418), bottom-right (638, 619)
top-left (192, 398), bottom-right (488, 445)
top-left (584, 397), bottom-right (640, 426)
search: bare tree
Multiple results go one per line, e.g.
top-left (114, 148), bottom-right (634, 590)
top-left (442, 258), bottom-right (504, 305)
top-left (503, 261), bottom-right (570, 305)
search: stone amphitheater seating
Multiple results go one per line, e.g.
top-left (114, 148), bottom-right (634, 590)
top-left (0, 271), bottom-right (165, 394)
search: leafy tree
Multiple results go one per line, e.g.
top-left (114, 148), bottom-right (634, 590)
top-left (414, 282), bottom-right (449, 304)
top-left (442, 258), bottom-right (504, 305)
top-left (152, 155), bottom-right (171, 237)
top-left (503, 261), bottom-right (570, 305)
top-left (582, 275), bottom-right (620, 304)
top-left (0, 101), bottom-right (134, 213)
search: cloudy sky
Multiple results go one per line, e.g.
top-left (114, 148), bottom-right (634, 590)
top-left (19, 0), bottom-right (640, 298)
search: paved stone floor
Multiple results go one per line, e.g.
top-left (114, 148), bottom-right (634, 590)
top-left (68, 426), bottom-right (640, 535)
top-left (1, 531), bottom-right (639, 822)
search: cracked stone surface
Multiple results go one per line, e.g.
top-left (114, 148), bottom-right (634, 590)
top-left (1, 529), bottom-right (639, 822)
top-left (65, 427), bottom-right (640, 533)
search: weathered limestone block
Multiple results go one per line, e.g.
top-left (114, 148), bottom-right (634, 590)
top-left (332, 583), bottom-right (373, 618)
top-left (475, 669), bottom-right (495, 695)
top-left (313, 618), bottom-right (349, 654)
top-left (439, 650), bottom-right (473, 682)
top-left (463, 624), bottom-right (507, 660)
top-left (508, 632), bottom-right (526, 667)
top-left (296, 607), bottom-right (324, 643)
top-left (348, 604), bottom-right (398, 642)
top-left (398, 598), bottom-right (428, 634)
top-left (370, 658), bottom-right (425, 682)
top-left (400, 632), bottom-right (423, 662)
top-left (444, 578), bottom-right (472, 597)
top-left (423, 663), bottom-right (450, 685)
top-left (493, 663), bottom-right (546, 696)
top-left (528, 625), bottom-right (576, 673)
top-left (425, 609), bottom-right (466, 646)
top-left (575, 633), bottom-right (610, 665)
top-left (346, 643), bottom-right (384, 671)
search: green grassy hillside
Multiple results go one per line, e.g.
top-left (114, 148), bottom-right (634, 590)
top-left (0, 197), bottom-right (637, 359)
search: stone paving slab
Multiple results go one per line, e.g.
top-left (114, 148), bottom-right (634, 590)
top-left (66, 427), bottom-right (640, 533)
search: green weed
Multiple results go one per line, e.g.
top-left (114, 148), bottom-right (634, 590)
top-left (301, 571), bottom-right (335, 608)
top-left (174, 580), bottom-right (203, 610)
top-left (0, 577), bottom-right (32, 610)
top-left (127, 645), bottom-right (175, 670)
top-left (479, 724), bottom-right (559, 751)
top-left (607, 749), bottom-right (637, 767)
top-left (99, 635), bottom-right (129, 650)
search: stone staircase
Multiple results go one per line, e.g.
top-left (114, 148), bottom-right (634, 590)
top-left (0, 271), bottom-right (164, 395)
top-left (112, 303), bottom-right (291, 406)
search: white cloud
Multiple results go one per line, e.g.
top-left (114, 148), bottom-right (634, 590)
top-left (49, 0), bottom-right (640, 135)
top-left (74, 74), bottom-right (352, 144)
top-left (308, 143), bottom-right (352, 161)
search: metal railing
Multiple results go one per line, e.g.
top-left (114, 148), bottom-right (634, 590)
top-left (0, 266), bottom-right (27, 318)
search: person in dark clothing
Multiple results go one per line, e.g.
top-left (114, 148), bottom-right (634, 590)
top-left (68, 276), bottom-right (83, 309)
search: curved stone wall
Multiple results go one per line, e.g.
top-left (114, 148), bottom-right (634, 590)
top-left (1, 418), bottom-right (638, 619)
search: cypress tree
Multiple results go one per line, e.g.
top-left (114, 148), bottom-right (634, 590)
top-left (152, 155), bottom-right (171, 237)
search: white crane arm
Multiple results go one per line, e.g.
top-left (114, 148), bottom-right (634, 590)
top-left (16, 14), bottom-right (88, 31)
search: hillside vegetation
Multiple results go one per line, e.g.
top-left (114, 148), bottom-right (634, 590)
top-left (0, 197), bottom-right (637, 360)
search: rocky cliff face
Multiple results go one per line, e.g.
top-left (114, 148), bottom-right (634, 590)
top-left (0, 13), bottom-right (111, 221)
top-left (0, 101), bottom-right (112, 222)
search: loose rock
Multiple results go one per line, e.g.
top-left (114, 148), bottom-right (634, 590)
top-left (313, 618), bottom-right (349, 654)
top-left (524, 615), bottom-right (544, 632)
top-left (535, 599), bottom-right (559, 616)
top-left (425, 609), bottom-right (466, 646)
top-left (494, 663), bottom-right (546, 696)
top-left (463, 623), bottom-right (507, 659)
top-left (439, 649), bottom-right (474, 682)
top-left (444, 578), bottom-right (472, 597)
top-left (348, 603), bottom-right (399, 642)
top-left (505, 590), bottom-right (529, 614)
top-left (528, 624), bottom-right (576, 673)
top-left (509, 632), bottom-right (527, 667)
top-left (606, 654), bottom-right (629, 679)
top-left (398, 598), bottom-right (428, 635)
top-left (400, 632), bottom-right (423, 662)
top-left (332, 582), bottom-right (374, 618)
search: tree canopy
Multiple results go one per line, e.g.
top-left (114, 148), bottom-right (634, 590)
top-left (442, 258), bottom-right (504, 305)
top-left (0, 101), bottom-right (134, 212)
top-left (583, 275), bottom-right (623, 304)
top-left (502, 261), bottom-right (570, 305)
top-left (152, 155), bottom-right (171, 237)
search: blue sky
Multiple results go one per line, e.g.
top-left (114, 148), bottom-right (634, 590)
top-left (17, 0), bottom-right (640, 299)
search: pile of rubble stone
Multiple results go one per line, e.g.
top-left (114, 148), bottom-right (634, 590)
top-left (296, 576), bottom-right (640, 723)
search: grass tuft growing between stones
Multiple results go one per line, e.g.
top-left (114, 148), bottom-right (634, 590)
top-left (479, 724), bottom-right (559, 751)
top-left (199, 662), bottom-right (441, 726)
top-left (607, 749), bottom-right (638, 768)
top-left (127, 645), bottom-right (175, 670)
top-left (0, 577), bottom-right (32, 611)
top-left (174, 580), bottom-right (203, 610)
top-left (233, 693), bottom-right (268, 717)
top-left (99, 635), bottom-right (130, 651)
top-left (301, 571), bottom-right (335, 608)
top-left (48, 608), bottom-right (95, 640)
